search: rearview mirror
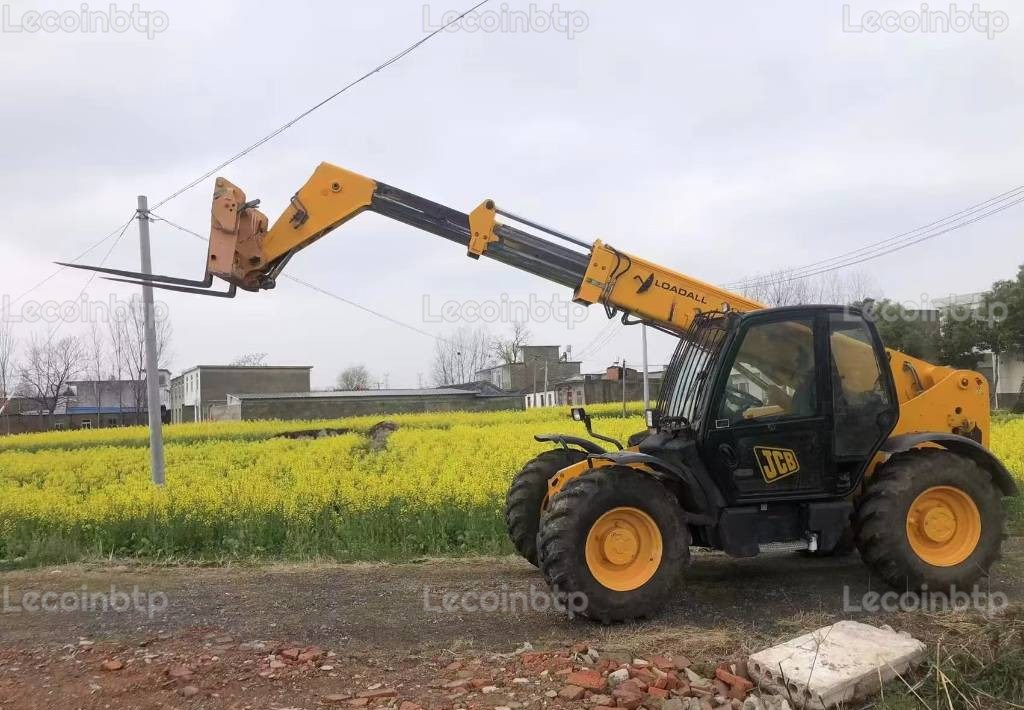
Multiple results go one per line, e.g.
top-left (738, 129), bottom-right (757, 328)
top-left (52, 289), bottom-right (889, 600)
top-left (570, 406), bottom-right (623, 451)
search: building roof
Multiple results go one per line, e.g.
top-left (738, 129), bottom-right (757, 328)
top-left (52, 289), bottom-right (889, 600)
top-left (173, 365), bottom-right (313, 380)
top-left (551, 369), bottom-right (666, 388)
top-left (229, 388), bottom-right (484, 401)
top-left (440, 381), bottom-right (516, 395)
top-left (69, 370), bottom-right (170, 387)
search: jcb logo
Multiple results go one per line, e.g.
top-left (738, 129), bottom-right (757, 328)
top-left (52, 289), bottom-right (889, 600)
top-left (753, 446), bottom-right (800, 483)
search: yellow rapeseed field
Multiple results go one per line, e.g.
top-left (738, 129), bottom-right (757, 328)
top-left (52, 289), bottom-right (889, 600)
top-left (0, 404), bottom-right (645, 562)
top-left (0, 405), bottom-right (1020, 564)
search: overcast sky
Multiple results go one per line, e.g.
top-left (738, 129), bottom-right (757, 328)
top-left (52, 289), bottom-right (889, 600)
top-left (2, 0), bottom-right (1021, 388)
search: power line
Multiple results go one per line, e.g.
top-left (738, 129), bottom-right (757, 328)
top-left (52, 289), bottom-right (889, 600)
top-left (731, 185), bottom-right (1024, 286)
top-left (584, 324), bottom-right (627, 362)
top-left (727, 186), bottom-right (1024, 290)
top-left (149, 213), bottom-right (452, 344)
top-left (735, 192), bottom-right (1024, 289)
top-left (150, 0), bottom-right (492, 211)
top-left (281, 273), bottom-right (450, 342)
top-left (575, 319), bottom-right (623, 362)
top-left (573, 321), bottom-right (616, 360)
top-left (12, 213), bottom-right (136, 308)
top-left (33, 1), bottom-right (488, 314)
top-left (46, 213), bottom-right (136, 340)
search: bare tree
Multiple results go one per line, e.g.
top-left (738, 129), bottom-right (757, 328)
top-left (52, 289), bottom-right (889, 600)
top-left (86, 322), bottom-right (108, 423)
top-left (738, 270), bottom-right (877, 307)
top-left (18, 332), bottom-right (85, 429)
top-left (0, 323), bottom-right (17, 399)
top-left (492, 322), bottom-right (530, 366)
top-left (107, 315), bottom-right (128, 422)
top-left (110, 296), bottom-right (173, 424)
top-left (431, 326), bottom-right (493, 386)
top-left (0, 324), bottom-right (18, 434)
top-left (230, 352), bottom-right (269, 366)
top-left (336, 365), bottom-right (372, 391)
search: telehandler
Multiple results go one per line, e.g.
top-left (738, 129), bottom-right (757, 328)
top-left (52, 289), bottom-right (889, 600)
top-left (65, 162), bottom-right (1018, 622)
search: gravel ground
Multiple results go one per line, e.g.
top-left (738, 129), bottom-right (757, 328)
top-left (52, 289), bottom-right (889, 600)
top-left (0, 540), bottom-right (1018, 708)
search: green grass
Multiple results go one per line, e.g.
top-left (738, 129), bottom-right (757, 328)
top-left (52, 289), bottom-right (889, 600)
top-left (877, 611), bottom-right (1024, 709)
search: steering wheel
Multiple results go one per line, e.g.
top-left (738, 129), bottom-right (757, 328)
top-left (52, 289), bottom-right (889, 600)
top-left (724, 384), bottom-right (763, 412)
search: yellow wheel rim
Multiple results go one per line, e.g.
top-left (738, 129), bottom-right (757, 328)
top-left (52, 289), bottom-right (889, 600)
top-left (585, 507), bottom-right (663, 591)
top-left (906, 486), bottom-right (981, 567)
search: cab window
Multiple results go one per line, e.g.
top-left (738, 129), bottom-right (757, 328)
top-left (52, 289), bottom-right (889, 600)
top-left (829, 313), bottom-right (892, 457)
top-left (716, 317), bottom-right (817, 425)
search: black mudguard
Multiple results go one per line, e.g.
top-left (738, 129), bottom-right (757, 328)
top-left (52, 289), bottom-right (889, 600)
top-left (585, 450), bottom-right (719, 525)
top-left (881, 432), bottom-right (1019, 496)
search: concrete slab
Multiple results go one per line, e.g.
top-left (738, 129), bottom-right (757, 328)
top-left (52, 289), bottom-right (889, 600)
top-left (746, 621), bottom-right (927, 709)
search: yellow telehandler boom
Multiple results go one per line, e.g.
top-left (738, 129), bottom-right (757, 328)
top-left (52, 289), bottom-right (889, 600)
top-left (65, 161), bottom-right (989, 444)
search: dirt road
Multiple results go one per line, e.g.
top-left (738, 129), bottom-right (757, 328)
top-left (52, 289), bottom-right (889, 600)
top-left (0, 541), bottom-right (1019, 708)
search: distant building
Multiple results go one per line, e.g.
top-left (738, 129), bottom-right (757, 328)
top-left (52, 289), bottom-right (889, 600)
top-left (1, 370), bottom-right (171, 434)
top-left (214, 386), bottom-right (522, 421)
top-left (66, 370), bottom-right (172, 427)
top-left (170, 365), bottom-right (312, 423)
top-left (475, 345), bottom-right (581, 393)
top-left (526, 365), bottom-right (665, 408)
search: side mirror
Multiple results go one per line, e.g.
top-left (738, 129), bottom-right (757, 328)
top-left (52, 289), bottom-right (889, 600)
top-left (645, 409), bottom-right (659, 429)
top-left (571, 407), bottom-right (623, 451)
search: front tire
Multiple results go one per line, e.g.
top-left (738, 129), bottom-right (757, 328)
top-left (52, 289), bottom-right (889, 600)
top-left (505, 449), bottom-right (589, 566)
top-left (855, 449), bottom-right (1005, 590)
top-left (537, 467), bottom-right (689, 623)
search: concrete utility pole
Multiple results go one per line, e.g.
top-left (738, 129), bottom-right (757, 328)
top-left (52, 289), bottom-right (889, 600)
top-left (641, 324), bottom-right (651, 411)
top-left (993, 350), bottom-right (1001, 410)
top-left (137, 196), bottom-right (166, 486)
top-left (621, 358), bottom-right (627, 418)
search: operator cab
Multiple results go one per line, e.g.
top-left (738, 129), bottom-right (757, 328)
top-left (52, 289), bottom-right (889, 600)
top-left (651, 305), bottom-right (899, 505)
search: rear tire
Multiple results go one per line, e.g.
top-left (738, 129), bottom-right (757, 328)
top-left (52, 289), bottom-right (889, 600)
top-left (855, 449), bottom-right (1005, 590)
top-left (538, 467), bottom-right (689, 623)
top-left (505, 449), bottom-right (589, 566)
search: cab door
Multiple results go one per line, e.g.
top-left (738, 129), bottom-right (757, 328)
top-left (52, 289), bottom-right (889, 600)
top-left (701, 310), bottom-right (837, 503)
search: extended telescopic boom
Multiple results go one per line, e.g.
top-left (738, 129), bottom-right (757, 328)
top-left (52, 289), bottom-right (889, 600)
top-left (61, 161), bottom-right (983, 441)
top-left (62, 162), bottom-right (763, 335)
